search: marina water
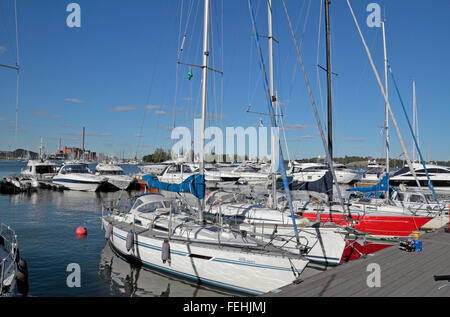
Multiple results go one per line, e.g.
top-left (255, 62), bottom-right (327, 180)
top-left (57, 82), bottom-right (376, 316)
top-left (0, 161), bottom-right (239, 297)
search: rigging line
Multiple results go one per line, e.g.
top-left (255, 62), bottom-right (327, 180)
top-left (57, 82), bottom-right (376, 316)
top-left (316, 0), bottom-right (325, 121)
top-left (13, 0), bottom-right (19, 149)
top-left (345, 0), bottom-right (422, 190)
top-left (279, 106), bottom-right (291, 163)
top-left (172, 0), bottom-right (184, 135)
top-left (247, 0), bottom-right (299, 242)
top-left (178, 0), bottom-right (202, 131)
top-left (220, 0), bottom-right (224, 129)
top-left (135, 3), bottom-right (171, 159)
top-left (286, 0), bottom-right (311, 104)
top-left (281, 0), bottom-right (348, 216)
top-left (0, 0), bottom-right (14, 63)
top-left (389, 67), bottom-right (440, 207)
top-left (246, 0), bottom-right (262, 111)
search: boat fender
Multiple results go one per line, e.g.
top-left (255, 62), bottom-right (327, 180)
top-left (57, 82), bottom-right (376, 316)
top-left (105, 223), bottom-right (113, 240)
top-left (15, 258), bottom-right (29, 296)
top-left (162, 240), bottom-right (171, 264)
top-left (14, 247), bottom-right (20, 263)
top-left (76, 226), bottom-right (87, 237)
top-left (126, 230), bottom-right (134, 251)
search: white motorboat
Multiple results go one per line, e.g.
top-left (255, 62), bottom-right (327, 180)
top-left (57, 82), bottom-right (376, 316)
top-left (360, 160), bottom-right (385, 183)
top-left (95, 163), bottom-right (134, 190)
top-left (102, 193), bottom-right (309, 295)
top-left (290, 162), bottom-right (358, 184)
top-left (390, 162), bottom-right (450, 191)
top-left (156, 163), bottom-right (197, 184)
top-left (138, 160), bottom-right (173, 175)
top-left (52, 163), bottom-right (108, 192)
top-left (20, 160), bottom-right (58, 181)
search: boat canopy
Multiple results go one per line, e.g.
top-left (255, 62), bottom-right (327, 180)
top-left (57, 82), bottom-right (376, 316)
top-left (347, 174), bottom-right (389, 198)
top-left (142, 174), bottom-right (205, 200)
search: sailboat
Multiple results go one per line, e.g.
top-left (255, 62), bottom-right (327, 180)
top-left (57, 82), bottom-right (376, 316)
top-left (102, 0), bottom-right (309, 296)
top-left (195, 0), bottom-right (348, 266)
top-left (279, 2), bottom-right (434, 240)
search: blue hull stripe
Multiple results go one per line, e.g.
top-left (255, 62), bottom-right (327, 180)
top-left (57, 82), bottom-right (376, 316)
top-left (53, 178), bottom-right (102, 184)
top-left (111, 231), bottom-right (299, 295)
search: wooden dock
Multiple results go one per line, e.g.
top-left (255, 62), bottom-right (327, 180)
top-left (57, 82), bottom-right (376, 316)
top-left (261, 228), bottom-right (450, 297)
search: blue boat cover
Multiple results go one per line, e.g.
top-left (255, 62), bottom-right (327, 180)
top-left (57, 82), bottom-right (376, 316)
top-left (142, 174), bottom-right (205, 200)
top-left (347, 174), bottom-right (389, 198)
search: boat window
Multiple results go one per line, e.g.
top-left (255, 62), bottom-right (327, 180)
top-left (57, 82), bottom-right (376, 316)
top-left (167, 165), bottom-right (181, 174)
top-left (36, 165), bottom-right (54, 174)
top-left (397, 193), bottom-right (405, 201)
top-left (410, 195), bottom-right (425, 203)
top-left (393, 167), bottom-right (410, 177)
top-left (427, 168), bottom-right (448, 174)
top-left (100, 170), bottom-right (123, 175)
top-left (137, 201), bottom-right (164, 213)
top-left (132, 198), bottom-right (144, 210)
top-left (62, 165), bottom-right (90, 174)
top-left (183, 165), bottom-right (193, 173)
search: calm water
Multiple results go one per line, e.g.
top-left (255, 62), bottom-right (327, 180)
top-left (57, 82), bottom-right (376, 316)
top-left (0, 161), bottom-right (239, 297)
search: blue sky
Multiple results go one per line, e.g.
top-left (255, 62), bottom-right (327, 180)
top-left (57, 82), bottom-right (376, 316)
top-left (0, 0), bottom-right (449, 161)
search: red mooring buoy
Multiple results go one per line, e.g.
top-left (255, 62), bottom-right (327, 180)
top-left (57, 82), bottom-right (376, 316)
top-left (76, 226), bottom-right (87, 238)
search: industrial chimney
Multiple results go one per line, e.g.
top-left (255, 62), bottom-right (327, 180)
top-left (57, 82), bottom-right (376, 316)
top-left (82, 127), bottom-right (85, 152)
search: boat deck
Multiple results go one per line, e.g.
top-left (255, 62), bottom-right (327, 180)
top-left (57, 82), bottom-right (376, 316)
top-left (104, 215), bottom-right (307, 260)
top-left (260, 228), bottom-right (450, 297)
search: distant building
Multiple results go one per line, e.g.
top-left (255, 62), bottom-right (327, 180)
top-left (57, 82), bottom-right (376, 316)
top-left (54, 146), bottom-right (96, 161)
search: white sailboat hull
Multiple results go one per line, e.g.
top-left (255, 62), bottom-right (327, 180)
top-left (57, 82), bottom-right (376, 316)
top-left (103, 218), bottom-right (308, 295)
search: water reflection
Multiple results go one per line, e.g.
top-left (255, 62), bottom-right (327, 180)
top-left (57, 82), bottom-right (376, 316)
top-left (99, 242), bottom-right (242, 297)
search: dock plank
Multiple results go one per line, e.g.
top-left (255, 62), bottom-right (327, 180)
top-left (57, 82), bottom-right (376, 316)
top-left (262, 229), bottom-right (450, 297)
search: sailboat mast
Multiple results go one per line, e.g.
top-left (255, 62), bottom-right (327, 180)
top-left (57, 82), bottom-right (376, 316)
top-left (324, 0), bottom-right (333, 201)
top-left (268, 0), bottom-right (277, 209)
top-left (412, 79), bottom-right (416, 162)
top-left (198, 0), bottom-right (210, 219)
top-left (381, 20), bottom-right (389, 176)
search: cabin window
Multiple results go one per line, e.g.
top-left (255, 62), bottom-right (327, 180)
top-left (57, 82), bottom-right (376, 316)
top-left (36, 166), bottom-right (54, 174)
top-left (410, 195), bottom-right (424, 203)
top-left (183, 165), bottom-right (193, 173)
top-left (137, 201), bottom-right (164, 213)
top-left (167, 165), bottom-right (181, 174)
top-left (132, 198), bottom-right (144, 210)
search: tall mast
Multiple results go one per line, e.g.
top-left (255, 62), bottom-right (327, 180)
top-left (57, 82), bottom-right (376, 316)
top-left (198, 0), bottom-right (210, 220)
top-left (412, 79), bottom-right (416, 162)
top-left (381, 20), bottom-right (389, 175)
top-left (324, 0), bottom-right (333, 201)
top-left (268, 0), bottom-right (277, 209)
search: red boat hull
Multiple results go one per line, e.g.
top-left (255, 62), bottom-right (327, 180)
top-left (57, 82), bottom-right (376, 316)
top-left (341, 240), bottom-right (394, 262)
top-left (299, 212), bottom-right (432, 237)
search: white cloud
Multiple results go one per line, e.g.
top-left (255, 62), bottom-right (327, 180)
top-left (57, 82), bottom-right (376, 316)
top-left (145, 105), bottom-right (166, 110)
top-left (65, 98), bottom-right (86, 104)
top-left (108, 106), bottom-right (136, 112)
